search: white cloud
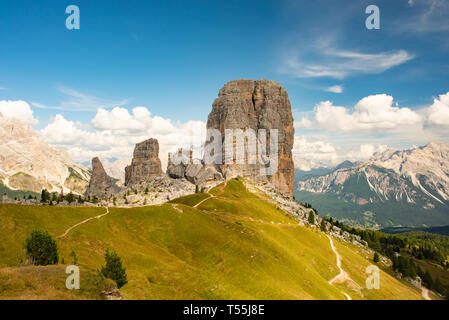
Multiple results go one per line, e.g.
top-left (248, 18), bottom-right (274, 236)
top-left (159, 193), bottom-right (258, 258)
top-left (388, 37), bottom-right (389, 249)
top-left (346, 144), bottom-right (389, 161)
top-left (315, 94), bottom-right (422, 132)
top-left (40, 106), bottom-right (207, 171)
top-left (292, 136), bottom-right (392, 170)
top-left (326, 85), bottom-right (343, 93)
top-left (282, 44), bottom-right (414, 79)
top-left (294, 117), bottom-right (313, 130)
top-left (425, 92), bottom-right (449, 126)
top-left (292, 136), bottom-right (339, 170)
top-left (0, 100), bottom-right (38, 125)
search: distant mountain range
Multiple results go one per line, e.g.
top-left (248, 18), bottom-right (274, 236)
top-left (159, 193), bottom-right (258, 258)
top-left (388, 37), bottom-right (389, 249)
top-left (295, 142), bottom-right (449, 229)
top-left (0, 113), bottom-right (91, 196)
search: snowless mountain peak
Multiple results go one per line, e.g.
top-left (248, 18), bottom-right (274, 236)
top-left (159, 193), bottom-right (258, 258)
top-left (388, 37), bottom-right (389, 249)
top-left (0, 114), bottom-right (91, 194)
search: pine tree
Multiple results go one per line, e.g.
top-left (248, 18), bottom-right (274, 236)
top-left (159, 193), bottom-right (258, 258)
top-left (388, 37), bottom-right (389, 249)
top-left (374, 252), bottom-right (380, 263)
top-left (100, 248), bottom-right (128, 288)
top-left (66, 192), bottom-right (75, 204)
top-left (320, 219), bottom-right (327, 232)
top-left (422, 270), bottom-right (433, 289)
top-left (40, 189), bottom-right (48, 203)
top-left (308, 211), bottom-right (315, 225)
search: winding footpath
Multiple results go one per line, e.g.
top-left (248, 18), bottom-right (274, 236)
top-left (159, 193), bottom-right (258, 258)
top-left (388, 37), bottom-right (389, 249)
top-left (193, 193), bottom-right (214, 208)
top-left (193, 181), bottom-right (228, 208)
top-left (327, 235), bottom-right (352, 300)
top-left (421, 287), bottom-right (431, 300)
top-left (57, 207), bottom-right (109, 238)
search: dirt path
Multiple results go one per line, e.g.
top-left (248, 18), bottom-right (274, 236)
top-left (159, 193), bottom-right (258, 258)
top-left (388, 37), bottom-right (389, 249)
top-left (193, 193), bottom-right (214, 208)
top-left (57, 207), bottom-right (109, 238)
top-left (193, 180), bottom-right (229, 208)
top-left (327, 235), bottom-right (352, 300)
top-left (421, 287), bottom-right (431, 300)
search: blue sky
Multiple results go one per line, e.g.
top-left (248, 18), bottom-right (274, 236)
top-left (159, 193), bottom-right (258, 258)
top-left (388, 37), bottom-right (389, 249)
top-left (1, 0), bottom-right (449, 169)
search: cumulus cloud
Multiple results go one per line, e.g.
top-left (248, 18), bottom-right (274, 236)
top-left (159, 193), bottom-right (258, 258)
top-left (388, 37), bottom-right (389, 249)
top-left (0, 100), bottom-right (38, 125)
top-left (425, 92), bottom-right (449, 126)
top-left (315, 94), bottom-right (422, 132)
top-left (40, 106), bottom-right (207, 171)
top-left (346, 144), bottom-right (389, 161)
top-left (294, 117), bottom-right (313, 130)
top-left (292, 136), bottom-right (339, 170)
top-left (292, 136), bottom-right (392, 170)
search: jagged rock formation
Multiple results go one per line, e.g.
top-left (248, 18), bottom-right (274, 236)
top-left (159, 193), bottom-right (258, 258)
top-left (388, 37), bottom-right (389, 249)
top-left (125, 139), bottom-right (163, 186)
top-left (167, 148), bottom-right (223, 186)
top-left (84, 157), bottom-right (121, 198)
top-left (206, 79), bottom-right (294, 197)
top-left (0, 113), bottom-right (90, 194)
top-left (166, 149), bottom-right (192, 179)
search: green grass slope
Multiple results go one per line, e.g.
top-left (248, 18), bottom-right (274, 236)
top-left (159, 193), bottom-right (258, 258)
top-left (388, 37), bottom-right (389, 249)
top-left (0, 179), bottom-right (423, 300)
top-left (0, 265), bottom-right (115, 300)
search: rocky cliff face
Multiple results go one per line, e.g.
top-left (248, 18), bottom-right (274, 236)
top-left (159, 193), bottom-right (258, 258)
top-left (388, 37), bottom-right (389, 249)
top-left (0, 113), bottom-right (90, 194)
top-left (206, 79), bottom-right (294, 197)
top-left (84, 157), bottom-right (121, 198)
top-left (125, 138), bottom-right (163, 186)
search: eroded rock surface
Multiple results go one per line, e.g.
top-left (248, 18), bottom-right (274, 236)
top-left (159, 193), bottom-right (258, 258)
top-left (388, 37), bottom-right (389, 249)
top-left (167, 148), bottom-right (223, 186)
top-left (206, 79), bottom-right (294, 197)
top-left (125, 138), bottom-right (163, 186)
top-left (85, 157), bottom-right (121, 198)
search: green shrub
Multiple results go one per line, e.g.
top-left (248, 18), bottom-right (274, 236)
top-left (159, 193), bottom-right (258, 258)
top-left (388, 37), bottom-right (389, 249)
top-left (24, 230), bottom-right (58, 265)
top-left (308, 211), bottom-right (315, 225)
top-left (100, 248), bottom-right (128, 288)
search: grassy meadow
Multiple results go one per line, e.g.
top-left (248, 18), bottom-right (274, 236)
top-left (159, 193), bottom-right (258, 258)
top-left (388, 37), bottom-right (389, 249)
top-left (0, 178), bottom-right (424, 299)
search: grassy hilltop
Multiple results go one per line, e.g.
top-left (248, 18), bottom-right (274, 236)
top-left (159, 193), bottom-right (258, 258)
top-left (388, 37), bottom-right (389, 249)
top-left (0, 178), bottom-right (423, 299)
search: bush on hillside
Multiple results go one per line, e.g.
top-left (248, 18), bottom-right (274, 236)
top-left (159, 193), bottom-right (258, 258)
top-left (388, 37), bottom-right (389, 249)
top-left (24, 230), bottom-right (59, 265)
top-left (100, 248), bottom-right (128, 288)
